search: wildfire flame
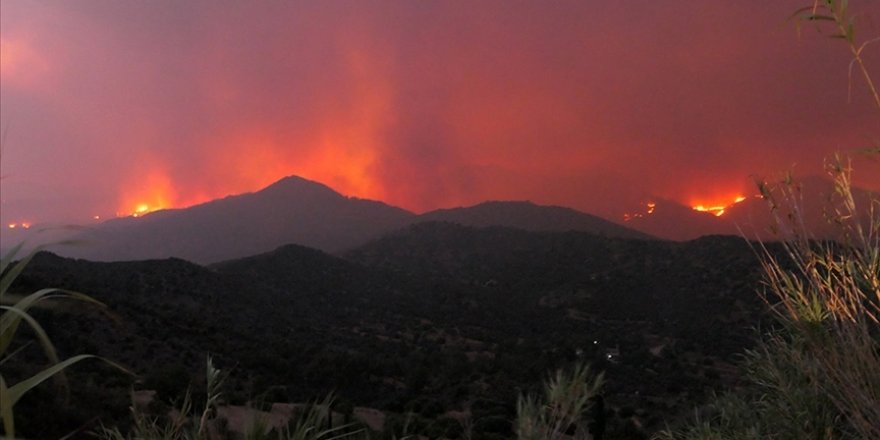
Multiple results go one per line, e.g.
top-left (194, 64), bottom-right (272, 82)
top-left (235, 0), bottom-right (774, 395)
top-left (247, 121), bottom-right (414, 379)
top-left (116, 164), bottom-right (184, 218)
top-left (692, 195), bottom-right (747, 217)
top-left (623, 201), bottom-right (657, 222)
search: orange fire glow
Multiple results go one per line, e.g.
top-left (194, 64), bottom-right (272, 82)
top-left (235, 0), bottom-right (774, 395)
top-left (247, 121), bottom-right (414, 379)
top-left (111, 43), bottom-right (394, 215)
top-left (117, 167), bottom-right (179, 218)
top-left (691, 195), bottom-right (747, 217)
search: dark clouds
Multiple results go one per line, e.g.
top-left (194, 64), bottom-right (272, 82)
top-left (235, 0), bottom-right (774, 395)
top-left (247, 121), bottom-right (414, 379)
top-left (1, 1), bottom-right (878, 226)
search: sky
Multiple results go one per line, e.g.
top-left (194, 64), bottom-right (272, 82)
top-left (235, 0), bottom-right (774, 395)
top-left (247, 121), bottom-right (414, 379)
top-left (1, 1), bottom-right (879, 229)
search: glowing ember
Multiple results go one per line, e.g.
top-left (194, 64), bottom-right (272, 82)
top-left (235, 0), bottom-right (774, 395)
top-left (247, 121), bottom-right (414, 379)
top-left (623, 213), bottom-right (642, 221)
top-left (623, 201), bottom-right (657, 222)
top-left (7, 222), bottom-right (32, 229)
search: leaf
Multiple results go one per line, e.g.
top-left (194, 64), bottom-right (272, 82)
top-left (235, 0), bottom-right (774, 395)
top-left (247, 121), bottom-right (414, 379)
top-left (0, 242), bottom-right (26, 280)
top-left (0, 374), bottom-right (14, 438)
top-left (3, 355), bottom-right (96, 408)
top-left (0, 247), bottom-right (39, 298)
top-left (1, 289), bottom-right (105, 357)
top-left (1, 239), bottom-right (92, 299)
top-left (0, 304), bottom-right (60, 366)
top-left (789, 6), bottom-right (828, 20)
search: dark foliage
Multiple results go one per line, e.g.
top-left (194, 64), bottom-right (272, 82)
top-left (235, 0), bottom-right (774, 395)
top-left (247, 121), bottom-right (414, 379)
top-left (9, 223), bottom-right (776, 438)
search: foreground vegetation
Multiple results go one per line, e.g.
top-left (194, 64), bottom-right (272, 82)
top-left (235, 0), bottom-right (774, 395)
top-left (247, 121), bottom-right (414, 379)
top-left (9, 230), bottom-right (768, 438)
top-left (656, 160), bottom-right (879, 439)
top-left (657, 1), bottom-right (880, 438)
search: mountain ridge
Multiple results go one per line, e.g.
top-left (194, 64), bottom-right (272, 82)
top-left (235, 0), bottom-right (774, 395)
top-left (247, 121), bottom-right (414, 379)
top-left (417, 200), bottom-right (653, 240)
top-left (47, 175), bottom-right (651, 264)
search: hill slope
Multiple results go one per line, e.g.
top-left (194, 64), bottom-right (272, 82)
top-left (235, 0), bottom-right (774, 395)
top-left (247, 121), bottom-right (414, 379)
top-left (418, 201), bottom-right (653, 240)
top-left (60, 176), bottom-right (415, 264)
top-left (52, 180), bottom-right (653, 264)
top-left (14, 226), bottom-right (774, 438)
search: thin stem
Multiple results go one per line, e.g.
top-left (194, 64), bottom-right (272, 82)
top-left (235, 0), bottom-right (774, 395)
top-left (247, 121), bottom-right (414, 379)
top-left (827, 4), bottom-right (880, 111)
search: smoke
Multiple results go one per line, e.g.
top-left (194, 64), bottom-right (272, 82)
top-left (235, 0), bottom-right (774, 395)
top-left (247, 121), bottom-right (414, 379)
top-left (1, 0), bottom-right (878, 225)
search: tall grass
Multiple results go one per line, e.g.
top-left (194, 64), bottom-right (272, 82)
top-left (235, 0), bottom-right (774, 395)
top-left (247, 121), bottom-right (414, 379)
top-left (792, 0), bottom-right (880, 109)
top-left (758, 158), bottom-right (879, 438)
top-left (515, 363), bottom-right (604, 440)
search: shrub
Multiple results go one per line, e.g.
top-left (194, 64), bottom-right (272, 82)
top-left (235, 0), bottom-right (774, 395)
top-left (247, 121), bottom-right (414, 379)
top-left (515, 363), bottom-right (604, 440)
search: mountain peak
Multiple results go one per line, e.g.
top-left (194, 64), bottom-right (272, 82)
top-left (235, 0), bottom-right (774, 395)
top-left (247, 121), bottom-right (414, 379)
top-left (264, 175), bottom-right (337, 190)
top-left (259, 175), bottom-right (343, 199)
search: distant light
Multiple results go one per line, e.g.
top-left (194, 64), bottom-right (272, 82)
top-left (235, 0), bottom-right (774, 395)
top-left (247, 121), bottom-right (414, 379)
top-left (593, 340), bottom-right (598, 345)
top-left (93, 215), bottom-right (101, 220)
top-left (21, 222), bottom-right (31, 229)
top-left (7, 224), bottom-right (15, 229)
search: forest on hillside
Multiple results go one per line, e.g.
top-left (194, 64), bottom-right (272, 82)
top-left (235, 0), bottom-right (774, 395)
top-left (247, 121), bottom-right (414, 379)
top-left (8, 226), bottom-right (775, 439)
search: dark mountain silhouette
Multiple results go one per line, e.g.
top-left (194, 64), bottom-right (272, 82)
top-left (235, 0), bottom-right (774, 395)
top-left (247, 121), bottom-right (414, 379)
top-left (49, 177), bottom-right (653, 264)
top-left (8, 175), bottom-right (872, 438)
top-left (15, 175), bottom-right (875, 264)
top-left (16, 225), bottom-right (774, 438)
top-left (60, 176), bottom-right (415, 264)
top-left (417, 201), bottom-right (653, 240)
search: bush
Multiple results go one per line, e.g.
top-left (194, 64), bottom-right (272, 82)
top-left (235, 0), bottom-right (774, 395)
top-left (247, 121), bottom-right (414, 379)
top-left (515, 363), bottom-right (604, 440)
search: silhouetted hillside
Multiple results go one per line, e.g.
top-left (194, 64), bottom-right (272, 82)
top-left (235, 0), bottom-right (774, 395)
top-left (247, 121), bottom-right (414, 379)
top-left (49, 179), bottom-right (656, 265)
top-left (8, 224), bottom-right (780, 438)
top-left (59, 176), bottom-right (415, 264)
top-left (418, 201), bottom-right (653, 240)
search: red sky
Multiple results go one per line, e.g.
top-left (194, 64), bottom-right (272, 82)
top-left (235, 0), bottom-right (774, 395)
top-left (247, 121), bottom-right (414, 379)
top-left (1, 1), bottom-right (878, 228)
